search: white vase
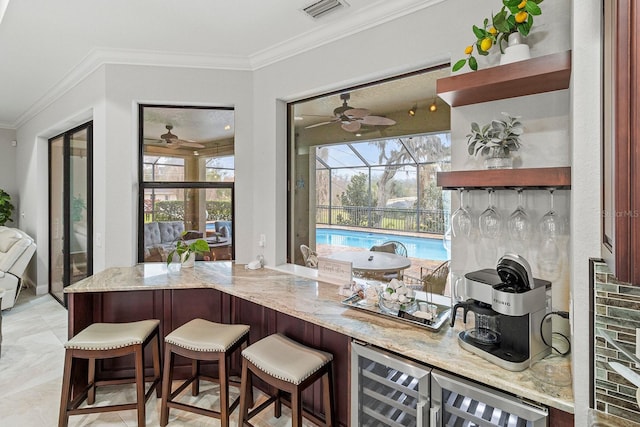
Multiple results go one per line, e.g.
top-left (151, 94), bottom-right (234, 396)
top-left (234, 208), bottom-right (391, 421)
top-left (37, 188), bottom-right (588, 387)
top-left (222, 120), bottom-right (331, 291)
top-left (181, 252), bottom-right (196, 268)
top-left (499, 33), bottom-right (531, 65)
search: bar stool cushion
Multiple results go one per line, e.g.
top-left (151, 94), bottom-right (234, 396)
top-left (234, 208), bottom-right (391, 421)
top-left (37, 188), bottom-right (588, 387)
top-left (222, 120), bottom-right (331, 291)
top-left (64, 320), bottom-right (160, 351)
top-left (242, 333), bottom-right (332, 385)
top-left (165, 318), bottom-right (250, 352)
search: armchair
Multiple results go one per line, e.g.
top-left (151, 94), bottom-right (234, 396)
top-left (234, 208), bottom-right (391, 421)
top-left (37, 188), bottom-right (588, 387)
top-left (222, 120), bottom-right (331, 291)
top-left (0, 227), bottom-right (36, 310)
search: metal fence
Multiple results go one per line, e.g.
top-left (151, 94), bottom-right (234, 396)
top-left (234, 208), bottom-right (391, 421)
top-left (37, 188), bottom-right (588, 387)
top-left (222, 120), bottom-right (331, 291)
top-left (316, 205), bottom-right (446, 235)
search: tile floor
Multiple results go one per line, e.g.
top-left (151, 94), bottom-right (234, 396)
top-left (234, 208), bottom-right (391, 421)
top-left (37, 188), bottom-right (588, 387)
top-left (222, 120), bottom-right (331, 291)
top-left (0, 287), bottom-right (317, 426)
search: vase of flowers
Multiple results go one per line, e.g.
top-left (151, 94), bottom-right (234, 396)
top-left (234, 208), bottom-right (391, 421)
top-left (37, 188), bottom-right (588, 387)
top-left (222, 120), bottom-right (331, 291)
top-left (453, 0), bottom-right (543, 72)
top-left (466, 113), bottom-right (523, 169)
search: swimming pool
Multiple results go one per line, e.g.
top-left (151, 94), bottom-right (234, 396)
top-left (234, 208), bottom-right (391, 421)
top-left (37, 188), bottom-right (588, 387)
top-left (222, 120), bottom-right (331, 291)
top-left (316, 228), bottom-right (447, 260)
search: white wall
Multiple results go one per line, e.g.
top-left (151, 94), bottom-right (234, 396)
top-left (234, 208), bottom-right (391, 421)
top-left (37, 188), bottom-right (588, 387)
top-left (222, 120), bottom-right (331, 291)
top-left (0, 127), bottom-right (17, 223)
top-left (16, 64), bottom-right (253, 290)
top-left (16, 67), bottom-right (105, 293)
top-left (571, 2), bottom-right (603, 426)
top-left (101, 64), bottom-right (253, 269)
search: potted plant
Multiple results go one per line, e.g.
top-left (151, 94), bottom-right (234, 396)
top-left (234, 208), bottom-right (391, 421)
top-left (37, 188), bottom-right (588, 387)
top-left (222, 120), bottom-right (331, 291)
top-left (466, 113), bottom-right (523, 169)
top-left (0, 189), bottom-right (15, 226)
top-left (166, 232), bottom-right (211, 267)
top-left (453, 0), bottom-right (543, 72)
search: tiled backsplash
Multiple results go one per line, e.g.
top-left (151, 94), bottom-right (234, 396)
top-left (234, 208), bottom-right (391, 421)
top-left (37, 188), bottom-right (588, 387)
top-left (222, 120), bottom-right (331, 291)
top-left (593, 260), bottom-right (640, 422)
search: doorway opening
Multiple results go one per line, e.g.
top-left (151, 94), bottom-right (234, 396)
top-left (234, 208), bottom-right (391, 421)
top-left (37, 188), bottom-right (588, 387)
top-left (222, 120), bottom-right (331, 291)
top-left (49, 122), bottom-right (93, 306)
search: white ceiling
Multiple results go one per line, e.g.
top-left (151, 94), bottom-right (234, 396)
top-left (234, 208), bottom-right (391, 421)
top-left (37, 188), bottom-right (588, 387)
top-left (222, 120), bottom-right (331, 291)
top-left (0, 0), bottom-right (441, 128)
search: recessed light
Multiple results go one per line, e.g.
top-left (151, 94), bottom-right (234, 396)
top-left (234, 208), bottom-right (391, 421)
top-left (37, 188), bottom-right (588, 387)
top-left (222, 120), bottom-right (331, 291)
top-left (224, 125), bottom-right (231, 131)
top-left (355, 133), bottom-right (362, 137)
top-left (294, 116), bottom-right (304, 121)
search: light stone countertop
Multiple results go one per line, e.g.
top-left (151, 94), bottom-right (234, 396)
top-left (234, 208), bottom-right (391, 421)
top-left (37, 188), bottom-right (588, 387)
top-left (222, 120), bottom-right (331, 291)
top-left (65, 261), bottom-right (575, 413)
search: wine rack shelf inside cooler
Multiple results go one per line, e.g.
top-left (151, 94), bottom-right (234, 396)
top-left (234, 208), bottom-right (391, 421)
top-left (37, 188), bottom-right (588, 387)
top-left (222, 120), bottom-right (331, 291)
top-left (352, 342), bottom-right (430, 427)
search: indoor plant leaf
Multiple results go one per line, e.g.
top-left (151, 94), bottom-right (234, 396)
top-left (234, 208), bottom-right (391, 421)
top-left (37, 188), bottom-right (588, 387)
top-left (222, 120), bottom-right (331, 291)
top-left (452, 59), bottom-right (467, 72)
top-left (525, 1), bottom-right (542, 15)
top-left (469, 56), bottom-right (478, 70)
top-left (472, 25), bottom-right (485, 39)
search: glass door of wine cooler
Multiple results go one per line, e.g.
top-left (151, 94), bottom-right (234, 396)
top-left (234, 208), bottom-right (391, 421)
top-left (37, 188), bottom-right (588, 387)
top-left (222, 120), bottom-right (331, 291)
top-left (430, 370), bottom-right (548, 427)
top-left (351, 341), bottom-right (431, 427)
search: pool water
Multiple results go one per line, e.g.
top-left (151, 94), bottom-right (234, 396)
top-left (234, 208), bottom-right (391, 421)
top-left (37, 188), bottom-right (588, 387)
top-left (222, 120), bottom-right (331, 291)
top-left (316, 228), bottom-right (448, 260)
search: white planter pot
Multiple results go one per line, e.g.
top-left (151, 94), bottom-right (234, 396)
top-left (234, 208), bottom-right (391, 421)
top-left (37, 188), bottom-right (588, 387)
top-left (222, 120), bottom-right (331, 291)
top-left (181, 252), bottom-right (196, 268)
top-left (500, 33), bottom-right (531, 65)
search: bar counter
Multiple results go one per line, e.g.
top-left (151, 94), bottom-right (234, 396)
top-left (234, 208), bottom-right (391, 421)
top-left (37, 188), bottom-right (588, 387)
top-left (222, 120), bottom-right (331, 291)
top-left (65, 261), bottom-right (574, 418)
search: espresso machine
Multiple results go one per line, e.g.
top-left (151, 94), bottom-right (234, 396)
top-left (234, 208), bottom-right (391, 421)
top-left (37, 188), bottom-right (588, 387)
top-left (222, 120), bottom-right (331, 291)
top-left (450, 253), bottom-right (551, 371)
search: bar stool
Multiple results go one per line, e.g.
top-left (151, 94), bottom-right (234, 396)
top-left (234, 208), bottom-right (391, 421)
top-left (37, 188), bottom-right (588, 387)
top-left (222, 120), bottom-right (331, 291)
top-left (160, 318), bottom-right (250, 427)
top-left (239, 333), bottom-right (335, 427)
top-left (58, 319), bottom-right (161, 427)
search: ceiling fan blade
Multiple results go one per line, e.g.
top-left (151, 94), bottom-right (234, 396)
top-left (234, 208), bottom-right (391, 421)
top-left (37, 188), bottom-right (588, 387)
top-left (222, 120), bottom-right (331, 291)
top-left (342, 121), bottom-right (361, 132)
top-left (178, 141), bottom-right (205, 148)
top-left (360, 115), bottom-right (396, 126)
top-left (344, 108), bottom-right (369, 119)
top-left (305, 120), bottom-right (336, 129)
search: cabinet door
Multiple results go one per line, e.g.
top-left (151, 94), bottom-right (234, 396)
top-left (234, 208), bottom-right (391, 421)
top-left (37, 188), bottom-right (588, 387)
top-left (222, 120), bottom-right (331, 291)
top-left (602, 0), bottom-right (640, 285)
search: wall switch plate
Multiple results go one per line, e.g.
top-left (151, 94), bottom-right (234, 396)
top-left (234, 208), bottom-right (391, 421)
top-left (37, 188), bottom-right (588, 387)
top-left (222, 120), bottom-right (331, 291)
top-left (258, 234), bottom-right (266, 248)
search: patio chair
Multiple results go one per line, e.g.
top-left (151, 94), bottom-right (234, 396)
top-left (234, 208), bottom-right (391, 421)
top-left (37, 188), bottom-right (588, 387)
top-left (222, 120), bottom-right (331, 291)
top-left (369, 240), bottom-right (408, 280)
top-left (370, 241), bottom-right (408, 257)
top-left (421, 260), bottom-right (450, 295)
top-left (300, 244), bottom-right (318, 268)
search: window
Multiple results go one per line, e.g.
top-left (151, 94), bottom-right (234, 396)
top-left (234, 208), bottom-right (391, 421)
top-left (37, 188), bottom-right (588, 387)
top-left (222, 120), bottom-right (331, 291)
top-left (288, 67), bottom-right (452, 277)
top-left (138, 105), bottom-right (235, 263)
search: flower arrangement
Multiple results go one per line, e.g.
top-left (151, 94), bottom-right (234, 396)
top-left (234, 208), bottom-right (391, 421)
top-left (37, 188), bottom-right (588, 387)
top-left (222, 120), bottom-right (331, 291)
top-left (453, 0), bottom-right (543, 72)
top-left (466, 113), bottom-right (523, 159)
top-left (166, 232), bottom-right (210, 266)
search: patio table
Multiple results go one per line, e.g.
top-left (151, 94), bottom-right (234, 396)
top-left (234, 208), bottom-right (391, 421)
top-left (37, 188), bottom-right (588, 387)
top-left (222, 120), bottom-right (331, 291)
top-left (326, 250), bottom-right (411, 276)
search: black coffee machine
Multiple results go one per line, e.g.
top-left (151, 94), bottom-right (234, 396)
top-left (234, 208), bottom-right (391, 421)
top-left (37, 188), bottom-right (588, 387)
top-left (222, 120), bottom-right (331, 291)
top-left (450, 253), bottom-right (551, 371)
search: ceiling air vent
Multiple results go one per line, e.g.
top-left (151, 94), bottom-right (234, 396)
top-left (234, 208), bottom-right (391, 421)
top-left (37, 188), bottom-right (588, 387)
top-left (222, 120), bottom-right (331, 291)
top-left (302, 0), bottom-right (348, 19)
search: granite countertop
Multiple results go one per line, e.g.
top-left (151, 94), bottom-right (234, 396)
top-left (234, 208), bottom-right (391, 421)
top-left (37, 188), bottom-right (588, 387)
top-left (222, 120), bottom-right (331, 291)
top-left (65, 261), bottom-right (574, 413)
top-left (588, 409), bottom-right (640, 426)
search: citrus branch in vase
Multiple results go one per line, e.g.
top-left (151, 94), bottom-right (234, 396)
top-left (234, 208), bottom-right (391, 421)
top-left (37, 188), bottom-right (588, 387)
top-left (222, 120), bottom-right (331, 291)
top-left (453, 0), bottom-right (543, 72)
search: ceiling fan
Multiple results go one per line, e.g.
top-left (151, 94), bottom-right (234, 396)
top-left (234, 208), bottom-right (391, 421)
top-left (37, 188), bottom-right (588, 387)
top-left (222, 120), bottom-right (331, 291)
top-left (304, 93), bottom-right (396, 133)
top-left (144, 125), bottom-right (205, 149)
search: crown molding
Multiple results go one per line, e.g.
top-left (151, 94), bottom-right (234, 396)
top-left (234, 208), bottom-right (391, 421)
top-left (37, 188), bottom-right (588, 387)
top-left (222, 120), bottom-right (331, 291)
top-left (249, 0), bottom-right (445, 69)
top-left (13, 0), bottom-right (443, 128)
top-left (14, 48), bottom-right (252, 128)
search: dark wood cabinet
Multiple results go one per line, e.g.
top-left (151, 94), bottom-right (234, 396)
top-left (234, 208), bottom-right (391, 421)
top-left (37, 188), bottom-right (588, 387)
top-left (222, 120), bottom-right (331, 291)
top-left (601, 0), bottom-right (640, 285)
top-left (67, 290), bottom-right (350, 426)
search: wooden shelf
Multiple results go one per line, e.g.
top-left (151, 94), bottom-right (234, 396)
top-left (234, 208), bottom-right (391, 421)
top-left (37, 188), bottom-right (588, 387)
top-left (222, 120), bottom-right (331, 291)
top-left (437, 51), bottom-right (571, 106)
top-left (436, 167), bottom-right (571, 190)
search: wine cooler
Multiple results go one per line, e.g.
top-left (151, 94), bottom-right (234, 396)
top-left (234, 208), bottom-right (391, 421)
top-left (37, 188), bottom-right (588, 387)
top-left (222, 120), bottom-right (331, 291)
top-left (351, 341), bottom-right (431, 426)
top-left (351, 341), bottom-right (549, 427)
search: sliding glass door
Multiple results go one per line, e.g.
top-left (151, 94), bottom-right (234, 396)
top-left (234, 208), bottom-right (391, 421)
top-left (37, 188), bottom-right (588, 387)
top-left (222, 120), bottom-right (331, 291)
top-left (49, 122), bottom-right (93, 305)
